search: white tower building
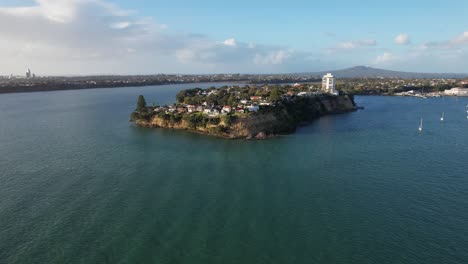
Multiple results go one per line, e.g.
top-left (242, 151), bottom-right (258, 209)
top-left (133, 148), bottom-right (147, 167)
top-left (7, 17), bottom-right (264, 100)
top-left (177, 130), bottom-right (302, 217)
top-left (26, 68), bottom-right (32, 78)
top-left (322, 73), bottom-right (338, 95)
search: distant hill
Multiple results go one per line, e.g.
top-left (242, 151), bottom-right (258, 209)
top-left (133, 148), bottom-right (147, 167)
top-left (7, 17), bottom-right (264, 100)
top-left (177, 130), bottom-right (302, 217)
top-left (304, 66), bottom-right (468, 79)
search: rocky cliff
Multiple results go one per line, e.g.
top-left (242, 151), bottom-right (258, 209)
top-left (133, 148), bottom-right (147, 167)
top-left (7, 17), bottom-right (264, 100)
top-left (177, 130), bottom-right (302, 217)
top-left (134, 95), bottom-right (357, 139)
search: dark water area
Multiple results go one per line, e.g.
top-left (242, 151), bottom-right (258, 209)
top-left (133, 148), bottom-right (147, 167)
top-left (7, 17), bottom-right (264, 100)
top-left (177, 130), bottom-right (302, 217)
top-left (1, 84), bottom-right (467, 263)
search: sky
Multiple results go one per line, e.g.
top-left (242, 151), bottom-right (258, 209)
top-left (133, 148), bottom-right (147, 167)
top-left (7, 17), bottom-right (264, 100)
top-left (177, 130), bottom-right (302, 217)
top-left (0, 0), bottom-right (467, 75)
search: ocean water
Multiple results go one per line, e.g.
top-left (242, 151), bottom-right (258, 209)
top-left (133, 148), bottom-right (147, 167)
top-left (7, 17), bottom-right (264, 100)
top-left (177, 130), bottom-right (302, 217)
top-left (0, 85), bottom-right (467, 264)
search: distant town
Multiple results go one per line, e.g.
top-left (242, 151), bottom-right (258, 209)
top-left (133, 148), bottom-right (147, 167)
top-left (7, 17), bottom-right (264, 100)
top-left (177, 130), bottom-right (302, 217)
top-left (1, 66), bottom-right (468, 96)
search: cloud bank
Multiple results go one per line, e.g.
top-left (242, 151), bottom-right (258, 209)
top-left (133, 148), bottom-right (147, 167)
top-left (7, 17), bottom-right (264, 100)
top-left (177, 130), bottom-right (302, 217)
top-left (0, 1), bottom-right (467, 74)
top-left (0, 0), bottom-right (314, 75)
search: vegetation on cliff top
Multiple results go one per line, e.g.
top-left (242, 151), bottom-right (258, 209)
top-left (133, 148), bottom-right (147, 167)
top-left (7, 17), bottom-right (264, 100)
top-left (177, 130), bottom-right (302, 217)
top-left (131, 84), bottom-right (356, 138)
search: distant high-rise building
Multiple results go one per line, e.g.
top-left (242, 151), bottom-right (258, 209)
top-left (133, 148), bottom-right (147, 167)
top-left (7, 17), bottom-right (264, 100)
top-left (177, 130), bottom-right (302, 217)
top-left (26, 68), bottom-right (32, 78)
top-left (322, 73), bottom-right (338, 95)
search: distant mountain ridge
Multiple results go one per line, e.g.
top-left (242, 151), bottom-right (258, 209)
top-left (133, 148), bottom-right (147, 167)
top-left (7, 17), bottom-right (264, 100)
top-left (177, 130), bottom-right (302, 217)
top-left (303, 66), bottom-right (468, 79)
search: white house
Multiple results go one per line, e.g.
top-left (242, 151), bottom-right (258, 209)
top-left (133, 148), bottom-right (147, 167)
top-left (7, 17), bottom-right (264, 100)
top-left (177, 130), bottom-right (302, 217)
top-left (222, 106), bottom-right (232, 114)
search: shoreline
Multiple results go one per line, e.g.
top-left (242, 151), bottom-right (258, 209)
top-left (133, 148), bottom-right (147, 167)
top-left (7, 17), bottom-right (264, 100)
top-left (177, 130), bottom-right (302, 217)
top-left (132, 90), bottom-right (359, 140)
top-left (0, 81), bottom-right (249, 95)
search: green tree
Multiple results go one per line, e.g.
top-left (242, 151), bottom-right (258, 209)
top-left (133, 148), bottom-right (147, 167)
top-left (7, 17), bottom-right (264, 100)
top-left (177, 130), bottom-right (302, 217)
top-left (269, 87), bottom-right (281, 102)
top-left (136, 95), bottom-right (147, 111)
top-left (227, 95), bottom-right (235, 106)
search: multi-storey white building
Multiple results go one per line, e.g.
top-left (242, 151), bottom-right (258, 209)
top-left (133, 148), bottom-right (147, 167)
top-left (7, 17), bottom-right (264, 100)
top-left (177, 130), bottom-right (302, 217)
top-left (322, 73), bottom-right (338, 95)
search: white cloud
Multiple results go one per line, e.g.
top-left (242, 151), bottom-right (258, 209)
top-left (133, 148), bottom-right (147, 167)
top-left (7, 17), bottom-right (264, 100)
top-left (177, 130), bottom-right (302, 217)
top-left (110, 22), bottom-right (131, 29)
top-left (248, 42), bottom-right (256, 49)
top-left (330, 39), bottom-right (377, 53)
top-left (222, 38), bottom-right (237, 46)
top-left (395, 33), bottom-right (410, 45)
top-left (254, 50), bottom-right (292, 65)
top-left (452, 31), bottom-right (468, 45)
top-left (375, 52), bottom-right (395, 64)
top-left (421, 30), bottom-right (468, 49)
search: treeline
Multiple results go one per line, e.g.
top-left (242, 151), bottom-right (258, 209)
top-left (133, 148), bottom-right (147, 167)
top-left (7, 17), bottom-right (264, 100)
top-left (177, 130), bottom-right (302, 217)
top-left (175, 85), bottom-right (301, 107)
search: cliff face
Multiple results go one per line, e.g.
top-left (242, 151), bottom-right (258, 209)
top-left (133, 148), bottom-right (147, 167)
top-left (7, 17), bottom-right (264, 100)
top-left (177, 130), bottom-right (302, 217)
top-left (134, 95), bottom-right (356, 139)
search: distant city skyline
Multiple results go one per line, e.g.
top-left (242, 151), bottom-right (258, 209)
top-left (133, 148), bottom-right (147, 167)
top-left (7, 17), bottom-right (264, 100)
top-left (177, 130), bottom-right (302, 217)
top-left (0, 0), bottom-right (467, 75)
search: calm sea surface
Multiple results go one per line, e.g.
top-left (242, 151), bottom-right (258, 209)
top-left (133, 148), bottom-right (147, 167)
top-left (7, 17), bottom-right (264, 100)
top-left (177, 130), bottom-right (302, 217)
top-left (1, 84), bottom-right (467, 264)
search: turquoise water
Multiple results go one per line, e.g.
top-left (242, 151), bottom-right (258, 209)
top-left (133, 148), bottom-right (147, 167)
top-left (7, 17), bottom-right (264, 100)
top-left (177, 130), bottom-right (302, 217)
top-left (1, 85), bottom-right (467, 264)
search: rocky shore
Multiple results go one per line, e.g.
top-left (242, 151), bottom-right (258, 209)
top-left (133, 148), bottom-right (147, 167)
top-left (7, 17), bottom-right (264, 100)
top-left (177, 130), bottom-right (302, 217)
top-left (133, 95), bottom-right (357, 139)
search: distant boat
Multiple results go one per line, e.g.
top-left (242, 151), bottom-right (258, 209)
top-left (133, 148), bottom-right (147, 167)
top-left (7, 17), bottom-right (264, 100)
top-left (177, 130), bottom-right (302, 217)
top-left (419, 118), bottom-right (423, 133)
top-left (440, 112), bottom-right (444, 122)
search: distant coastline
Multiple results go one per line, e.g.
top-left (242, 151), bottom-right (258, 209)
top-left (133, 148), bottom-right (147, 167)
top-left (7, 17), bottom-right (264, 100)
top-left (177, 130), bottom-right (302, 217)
top-left (0, 75), bottom-right (320, 94)
top-left (2, 66), bottom-right (467, 95)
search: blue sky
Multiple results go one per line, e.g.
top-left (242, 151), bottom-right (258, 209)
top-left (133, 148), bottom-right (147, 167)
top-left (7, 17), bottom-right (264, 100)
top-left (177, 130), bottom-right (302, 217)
top-left (0, 0), bottom-right (467, 75)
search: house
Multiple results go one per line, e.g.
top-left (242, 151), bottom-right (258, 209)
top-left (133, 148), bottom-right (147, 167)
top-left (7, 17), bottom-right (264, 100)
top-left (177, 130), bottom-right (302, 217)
top-left (208, 90), bottom-right (218, 96)
top-left (235, 107), bottom-right (245, 113)
top-left (176, 106), bottom-right (187, 113)
top-left (240, 99), bottom-right (248, 104)
top-left (248, 105), bottom-right (260, 112)
top-left (168, 105), bottom-right (176, 112)
top-left (250, 96), bottom-right (261, 101)
top-left (186, 105), bottom-right (196, 113)
top-left (297, 92), bottom-right (308, 97)
top-left (259, 101), bottom-right (271, 106)
top-left (222, 106), bottom-right (232, 114)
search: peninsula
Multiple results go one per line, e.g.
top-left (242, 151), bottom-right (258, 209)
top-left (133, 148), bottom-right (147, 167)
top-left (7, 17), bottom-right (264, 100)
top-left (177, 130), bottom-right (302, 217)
top-left (130, 76), bottom-right (359, 139)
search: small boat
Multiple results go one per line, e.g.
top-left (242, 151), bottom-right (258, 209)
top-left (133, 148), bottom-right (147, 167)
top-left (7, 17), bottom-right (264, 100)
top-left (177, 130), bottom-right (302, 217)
top-left (440, 112), bottom-right (444, 122)
top-left (418, 118), bottom-right (423, 133)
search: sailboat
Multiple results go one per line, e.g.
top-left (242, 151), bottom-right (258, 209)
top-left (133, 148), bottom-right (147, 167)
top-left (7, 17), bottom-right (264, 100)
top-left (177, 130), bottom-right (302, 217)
top-left (418, 118), bottom-right (423, 132)
top-left (440, 112), bottom-right (444, 122)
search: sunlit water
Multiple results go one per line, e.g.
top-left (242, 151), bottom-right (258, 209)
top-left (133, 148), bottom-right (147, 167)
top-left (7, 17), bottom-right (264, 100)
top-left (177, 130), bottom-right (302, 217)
top-left (1, 84), bottom-right (467, 263)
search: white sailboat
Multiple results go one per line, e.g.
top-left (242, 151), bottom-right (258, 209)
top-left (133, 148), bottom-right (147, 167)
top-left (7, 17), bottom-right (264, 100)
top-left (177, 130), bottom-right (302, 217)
top-left (418, 118), bottom-right (423, 132)
top-left (440, 112), bottom-right (444, 122)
